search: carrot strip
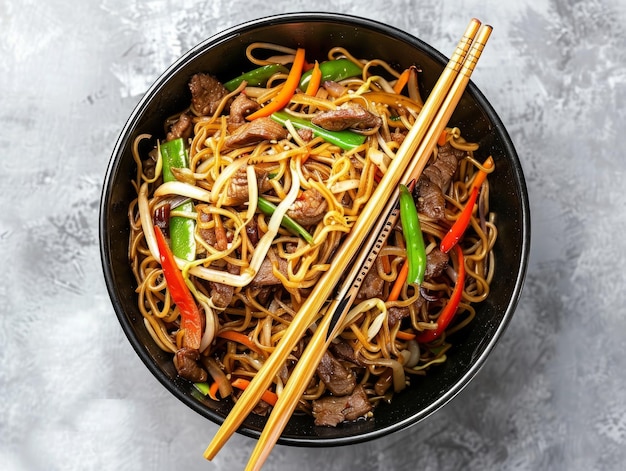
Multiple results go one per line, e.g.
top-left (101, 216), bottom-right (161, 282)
top-left (437, 129), bottom-right (448, 146)
top-left (395, 330), bottom-right (416, 340)
top-left (393, 68), bottom-right (411, 94)
top-left (209, 381), bottom-right (220, 400)
top-left (387, 259), bottom-right (409, 302)
top-left (305, 60), bottom-right (322, 96)
top-left (231, 378), bottom-right (278, 406)
top-left (246, 48), bottom-right (306, 120)
top-left (217, 330), bottom-right (266, 357)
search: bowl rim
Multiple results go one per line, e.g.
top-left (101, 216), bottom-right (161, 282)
top-left (100, 11), bottom-right (531, 447)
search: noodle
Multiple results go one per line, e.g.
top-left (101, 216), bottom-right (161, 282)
top-left (127, 44), bottom-right (497, 426)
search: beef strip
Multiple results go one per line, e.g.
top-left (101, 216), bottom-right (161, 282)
top-left (316, 350), bottom-right (356, 396)
top-left (415, 177), bottom-right (446, 219)
top-left (189, 73), bottom-right (229, 116)
top-left (312, 385), bottom-right (372, 427)
top-left (166, 112), bottom-right (193, 142)
top-left (423, 143), bottom-right (465, 189)
top-left (227, 93), bottom-right (260, 131)
top-left (425, 248), bottom-right (449, 279)
top-left (387, 305), bottom-right (410, 328)
top-left (209, 262), bottom-right (240, 309)
top-left (251, 250), bottom-right (289, 286)
top-left (415, 143), bottom-right (466, 219)
top-left (329, 339), bottom-right (366, 367)
top-left (174, 348), bottom-right (207, 382)
top-left (227, 165), bottom-right (272, 205)
top-left (355, 269), bottom-right (384, 301)
top-left (223, 117), bottom-right (288, 149)
top-left (286, 188), bottom-right (327, 226)
top-left (311, 103), bottom-right (382, 131)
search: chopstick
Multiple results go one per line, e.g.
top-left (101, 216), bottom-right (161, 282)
top-left (203, 18), bottom-right (488, 465)
top-left (241, 23), bottom-right (493, 471)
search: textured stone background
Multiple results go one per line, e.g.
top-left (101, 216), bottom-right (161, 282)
top-left (2, 0), bottom-right (626, 469)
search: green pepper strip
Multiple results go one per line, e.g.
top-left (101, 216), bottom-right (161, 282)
top-left (160, 138), bottom-right (196, 261)
top-left (271, 111), bottom-right (366, 150)
top-left (399, 183), bottom-right (427, 285)
top-left (299, 58), bottom-right (363, 91)
top-left (257, 196), bottom-right (314, 244)
top-left (223, 64), bottom-right (290, 92)
top-left (415, 245), bottom-right (465, 344)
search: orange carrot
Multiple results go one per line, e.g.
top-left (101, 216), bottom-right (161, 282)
top-left (209, 381), bottom-right (220, 401)
top-left (393, 68), bottom-right (411, 94)
top-left (395, 330), bottom-right (416, 340)
top-left (231, 378), bottom-right (278, 406)
top-left (437, 129), bottom-right (448, 146)
top-left (387, 259), bottom-right (409, 302)
top-left (305, 60), bottom-right (322, 96)
top-left (217, 330), bottom-right (266, 357)
top-left (246, 48), bottom-right (306, 120)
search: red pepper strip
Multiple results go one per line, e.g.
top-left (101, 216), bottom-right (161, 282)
top-left (154, 225), bottom-right (202, 350)
top-left (246, 48), bottom-right (306, 120)
top-left (416, 245), bottom-right (465, 343)
top-left (305, 60), bottom-right (322, 96)
top-left (231, 378), bottom-right (278, 406)
top-left (440, 156), bottom-right (494, 253)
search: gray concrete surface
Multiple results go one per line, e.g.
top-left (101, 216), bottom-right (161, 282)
top-left (2, 0), bottom-right (626, 469)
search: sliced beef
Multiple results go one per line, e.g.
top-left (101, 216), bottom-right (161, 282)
top-left (223, 117), bottom-right (288, 149)
top-left (197, 208), bottom-right (216, 246)
top-left (425, 248), bottom-right (449, 279)
top-left (209, 263), bottom-right (239, 309)
top-left (423, 143), bottom-right (465, 189)
top-left (189, 73), bottom-right (229, 116)
top-left (297, 127), bottom-right (314, 142)
top-left (312, 385), bottom-right (372, 427)
top-left (329, 339), bottom-right (366, 367)
top-left (286, 188), bottom-right (327, 226)
top-left (415, 177), bottom-right (446, 219)
top-left (316, 351), bottom-right (356, 396)
top-left (166, 112), bottom-right (193, 142)
top-left (311, 103), bottom-right (381, 131)
top-left (227, 93), bottom-right (260, 131)
top-left (415, 143), bottom-right (466, 220)
top-left (252, 250), bottom-right (289, 286)
top-left (387, 305), bottom-right (410, 328)
top-left (356, 270), bottom-right (384, 301)
top-left (227, 165), bottom-right (272, 205)
top-left (174, 348), bottom-right (207, 382)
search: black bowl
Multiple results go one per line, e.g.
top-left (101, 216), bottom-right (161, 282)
top-left (100, 12), bottom-right (530, 446)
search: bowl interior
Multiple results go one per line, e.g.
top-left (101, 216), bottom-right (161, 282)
top-left (100, 12), bottom-right (530, 446)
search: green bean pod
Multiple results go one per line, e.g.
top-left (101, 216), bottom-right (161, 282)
top-left (399, 184), bottom-right (426, 285)
top-left (160, 138), bottom-right (196, 262)
top-left (223, 64), bottom-right (290, 91)
top-left (257, 196), bottom-right (314, 244)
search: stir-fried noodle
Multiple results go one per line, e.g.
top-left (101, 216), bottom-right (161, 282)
top-left (128, 43), bottom-right (497, 425)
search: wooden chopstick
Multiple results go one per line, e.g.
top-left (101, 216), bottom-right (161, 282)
top-left (203, 18), bottom-right (485, 463)
top-left (242, 23), bottom-right (494, 471)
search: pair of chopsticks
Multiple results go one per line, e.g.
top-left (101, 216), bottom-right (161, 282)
top-left (204, 18), bottom-right (492, 470)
